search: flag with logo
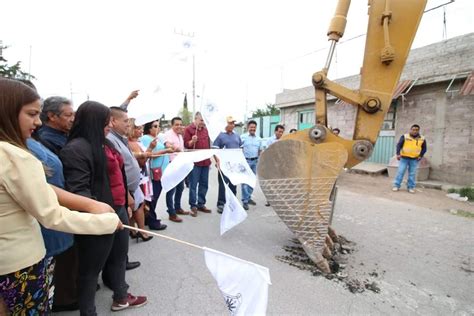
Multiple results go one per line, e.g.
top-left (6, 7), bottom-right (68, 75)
top-left (201, 100), bottom-right (225, 143)
top-left (216, 149), bottom-right (256, 188)
top-left (204, 247), bottom-right (271, 316)
top-left (220, 183), bottom-right (248, 236)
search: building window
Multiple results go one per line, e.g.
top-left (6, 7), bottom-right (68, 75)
top-left (381, 101), bottom-right (397, 130)
top-left (299, 110), bottom-right (315, 124)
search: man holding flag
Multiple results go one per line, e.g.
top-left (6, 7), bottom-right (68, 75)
top-left (184, 112), bottom-right (212, 217)
top-left (212, 116), bottom-right (242, 214)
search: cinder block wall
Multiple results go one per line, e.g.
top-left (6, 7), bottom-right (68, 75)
top-left (395, 82), bottom-right (474, 185)
top-left (280, 101), bottom-right (357, 139)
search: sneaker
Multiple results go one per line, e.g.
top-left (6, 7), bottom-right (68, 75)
top-left (243, 204), bottom-right (249, 211)
top-left (111, 293), bottom-right (147, 311)
top-left (408, 189), bottom-right (415, 193)
top-left (248, 199), bottom-right (257, 206)
top-left (217, 206), bottom-right (224, 214)
top-left (392, 187), bottom-right (399, 192)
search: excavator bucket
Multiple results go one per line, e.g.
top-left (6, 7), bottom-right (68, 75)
top-left (258, 139), bottom-right (347, 273)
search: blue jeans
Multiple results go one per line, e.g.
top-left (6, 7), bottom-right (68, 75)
top-left (242, 158), bottom-right (258, 204)
top-left (166, 180), bottom-right (184, 215)
top-left (189, 165), bottom-right (210, 208)
top-left (393, 157), bottom-right (419, 189)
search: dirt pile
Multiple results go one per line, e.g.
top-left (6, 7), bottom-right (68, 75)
top-left (276, 236), bottom-right (381, 294)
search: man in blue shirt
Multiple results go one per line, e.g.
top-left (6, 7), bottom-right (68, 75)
top-left (38, 96), bottom-right (75, 155)
top-left (213, 116), bottom-right (242, 213)
top-left (265, 124), bottom-right (285, 148)
top-left (240, 120), bottom-right (262, 210)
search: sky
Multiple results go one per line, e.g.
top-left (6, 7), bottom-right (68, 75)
top-left (1, 0), bottom-right (472, 121)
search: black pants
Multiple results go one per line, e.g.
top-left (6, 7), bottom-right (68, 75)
top-left (217, 174), bottom-right (237, 207)
top-left (53, 244), bottom-right (79, 307)
top-left (76, 206), bottom-right (129, 316)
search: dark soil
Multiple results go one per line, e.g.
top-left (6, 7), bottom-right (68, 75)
top-left (276, 236), bottom-right (381, 294)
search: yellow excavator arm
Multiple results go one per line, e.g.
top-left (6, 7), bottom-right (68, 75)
top-left (258, 0), bottom-right (427, 272)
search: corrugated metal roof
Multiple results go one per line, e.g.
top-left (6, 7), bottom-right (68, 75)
top-left (392, 80), bottom-right (413, 99)
top-left (460, 72), bottom-right (474, 96)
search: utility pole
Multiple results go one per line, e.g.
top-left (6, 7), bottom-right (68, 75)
top-left (28, 45), bottom-right (32, 80)
top-left (174, 29), bottom-right (196, 117)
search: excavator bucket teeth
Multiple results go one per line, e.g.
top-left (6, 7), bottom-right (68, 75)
top-left (258, 139), bottom-right (347, 268)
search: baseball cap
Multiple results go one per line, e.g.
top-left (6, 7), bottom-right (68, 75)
top-left (226, 116), bottom-right (236, 123)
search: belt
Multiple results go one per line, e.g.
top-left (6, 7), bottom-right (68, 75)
top-left (246, 157), bottom-right (258, 161)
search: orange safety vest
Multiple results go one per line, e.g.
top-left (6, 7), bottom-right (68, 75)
top-left (401, 133), bottom-right (424, 158)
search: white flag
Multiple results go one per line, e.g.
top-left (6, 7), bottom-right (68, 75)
top-left (204, 247), bottom-right (271, 316)
top-left (216, 149), bottom-right (256, 188)
top-left (220, 184), bottom-right (248, 236)
top-left (201, 101), bottom-right (225, 143)
top-left (161, 149), bottom-right (218, 192)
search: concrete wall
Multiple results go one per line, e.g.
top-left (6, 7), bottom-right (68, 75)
top-left (280, 100), bottom-right (357, 139)
top-left (395, 82), bottom-right (474, 185)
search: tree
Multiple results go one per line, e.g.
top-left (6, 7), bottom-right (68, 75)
top-left (251, 103), bottom-right (280, 118)
top-left (178, 94), bottom-right (192, 125)
top-left (0, 45), bottom-right (35, 80)
top-left (178, 107), bottom-right (192, 125)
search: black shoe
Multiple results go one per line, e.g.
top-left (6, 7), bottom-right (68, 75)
top-left (149, 223), bottom-right (167, 231)
top-left (126, 261), bottom-right (141, 271)
top-left (248, 199), bottom-right (256, 206)
top-left (243, 204), bottom-right (249, 211)
top-left (217, 206), bottom-right (224, 214)
top-left (52, 302), bottom-right (79, 312)
top-left (265, 202), bottom-right (271, 207)
top-left (136, 232), bottom-right (153, 242)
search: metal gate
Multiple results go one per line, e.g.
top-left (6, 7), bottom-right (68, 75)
top-left (366, 131), bottom-right (395, 164)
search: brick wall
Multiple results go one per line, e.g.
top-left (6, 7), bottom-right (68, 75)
top-left (395, 82), bottom-right (474, 185)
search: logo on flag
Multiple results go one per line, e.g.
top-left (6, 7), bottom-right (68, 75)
top-left (216, 149), bottom-right (256, 188)
top-left (204, 247), bottom-right (271, 316)
top-left (223, 292), bottom-right (242, 315)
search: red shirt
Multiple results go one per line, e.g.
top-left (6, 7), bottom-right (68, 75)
top-left (184, 123), bottom-right (211, 167)
top-left (105, 145), bottom-right (126, 206)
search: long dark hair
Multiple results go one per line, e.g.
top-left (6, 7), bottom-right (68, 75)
top-left (68, 101), bottom-right (110, 175)
top-left (0, 78), bottom-right (40, 148)
top-left (143, 120), bottom-right (159, 135)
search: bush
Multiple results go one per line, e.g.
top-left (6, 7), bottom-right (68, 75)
top-left (448, 186), bottom-right (474, 201)
top-left (458, 187), bottom-right (474, 201)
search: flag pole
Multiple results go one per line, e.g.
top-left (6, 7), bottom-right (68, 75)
top-left (123, 224), bottom-right (203, 250)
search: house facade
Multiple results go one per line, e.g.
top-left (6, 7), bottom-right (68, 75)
top-left (275, 33), bottom-right (474, 185)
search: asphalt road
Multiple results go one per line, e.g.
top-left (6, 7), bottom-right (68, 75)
top-left (58, 168), bottom-right (474, 315)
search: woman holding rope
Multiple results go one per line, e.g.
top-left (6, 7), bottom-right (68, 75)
top-left (61, 101), bottom-right (147, 315)
top-left (0, 78), bottom-right (121, 315)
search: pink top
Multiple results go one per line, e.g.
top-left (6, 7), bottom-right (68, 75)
top-left (164, 129), bottom-right (184, 162)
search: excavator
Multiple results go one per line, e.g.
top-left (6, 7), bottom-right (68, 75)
top-left (258, 0), bottom-right (427, 273)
